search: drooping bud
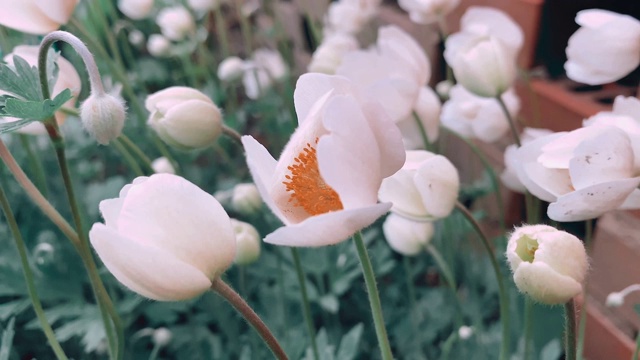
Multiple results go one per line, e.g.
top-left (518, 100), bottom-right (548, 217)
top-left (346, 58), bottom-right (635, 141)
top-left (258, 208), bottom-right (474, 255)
top-left (605, 292), bottom-right (625, 307)
top-left (231, 183), bottom-right (262, 215)
top-left (217, 56), bottom-right (246, 82)
top-left (80, 92), bottom-right (126, 145)
top-left (231, 219), bottom-right (261, 265)
top-left (152, 327), bottom-right (173, 346)
top-left (382, 213), bottom-right (434, 256)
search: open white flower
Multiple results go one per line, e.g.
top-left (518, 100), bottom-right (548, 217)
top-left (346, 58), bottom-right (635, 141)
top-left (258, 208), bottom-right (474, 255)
top-left (513, 125), bottom-right (640, 221)
top-left (501, 128), bottom-right (553, 193)
top-left (337, 26), bottom-right (431, 123)
top-left (441, 85), bottom-right (520, 142)
top-left (458, 6), bottom-right (523, 54)
top-left (379, 150), bottom-right (459, 220)
top-left (565, 9), bottom-right (640, 85)
top-left (308, 33), bottom-right (358, 75)
top-left (506, 225), bottom-right (588, 304)
top-left (396, 86), bottom-right (441, 149)
top-left (242, 73), bottom-right (405, 247)
top-left (382, 213), bottom-right (434, 256)
top-left (1, 46), bottom-right (81, 135)
top-left (0, 0), bottom-right (77, 35)
top-left (398, 0), bottom-right (460, 25)
top-left (89, 174), bottom-right (237, 301)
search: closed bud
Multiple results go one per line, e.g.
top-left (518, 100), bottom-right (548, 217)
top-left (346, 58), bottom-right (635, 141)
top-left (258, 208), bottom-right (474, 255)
top-left (506, 225), bottom-right (588, 305)
top-left (435, 80), bottom-right (453, 100)
top-left (128, 30), bottom-right (145, 46)
top-left (231, 183), bottom-right (262, 215)
top-left (147, 34), bottom-right (171, 57)
top-left (231, 219), bottom-right (261, 265)
top-left (118, 0), bottom-right (154, 20)
top-left (382, 213), bottom-right (434, 256)
top-left (156, 6), bottom-right (195, 41)
top-left (146, 87), bottom-right (222, 150)
top-left (152, 327), bottom-right (172, 346)
top-left (458, 326), bottom-right (473, 340)
top-left (151, 157), bottom-right (175, 174)
top-left (80, 93), bottom-right (126, 145)
top-left (605, 292), bottom-right (625, 307)
top-left (217, 57), bottom-right (246, 82)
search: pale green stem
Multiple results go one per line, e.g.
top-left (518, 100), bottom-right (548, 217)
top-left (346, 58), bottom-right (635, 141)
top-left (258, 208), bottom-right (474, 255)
top-left (412, 111), bottom-right (433, 152)
top-left (222, 125), bottom-right (243, 146)
top-left (455, 202), bottom-right (509, 360)
top-left (119, 135), bottom-right (154, 174)
top-left (425, 243), bottom-right (463, 327)
top-left (211, 278), bottom-right (288, 359)
top-left (39, 32), bottom-right (123, 360)
top-left (565, 299), bottom-right (577, 360)
top-left (112, 138), bottom-right (144, 176)
top-left (213, 8), bottom-right (230, 59)
top-left (290, 248), bottom-right (319, 360)
top-left (523, 298), bottom-right (533, 360)
top-left (18, 134), bottom-right (48, 197)
top-left (0, 177), bottom-right (68, 360)
top-left (89, 0), bottom-right (124, 70)
top-left (148, 343), bottom-right (161, 360)
top-left (352, 231), bottom-right (393, 360)
top-left (402, 257), bottom-right (420, 321)
top-left (576, 219), bottom-right (594, 360)
top-left (495, 95), bottom-right (521, 147)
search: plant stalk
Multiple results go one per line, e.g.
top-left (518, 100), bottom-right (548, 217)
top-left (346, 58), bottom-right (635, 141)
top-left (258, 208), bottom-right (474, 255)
top-left (565, 299), bottom-right (577, 360)
top-left (290, 248), bottom-right (319, 360)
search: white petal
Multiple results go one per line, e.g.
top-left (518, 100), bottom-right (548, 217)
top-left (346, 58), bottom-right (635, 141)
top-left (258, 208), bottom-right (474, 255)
top-left (548, 178), bottom-right (640, 222)
top-left (264, 203), bottom-right (391, 247)
top-left (539, 126), bottom-right (603, 169)
top-left (620, 189), bottom-right (640, 209)
top-left (293, 73), bottom-right (357, 123)
top-left (90, 224), bottom-right (212, 301)
top-left (0, 0), bottom-right (60, 34)
top-left (414, 155), bottom-right (459, 219)
top-left (99, 198), bottom-right (124, 229)
top-left (413, 86), bottom-right (441, 143)
top-left (379, 168), bottom-right (426, 218)
top-left (568, 127), bottom-right (634, 189)
top-left (361, 100), bottom-right (406, 177)
top-left (318, 95), bottom-right (381, 208)
top-left (382, 213), bottom-right (434, 256)
top-left (158, 100), bottom-right (222, 148)
top-left (35, 0), bottom-right (77, 24)
top-left (461, 6), bottom-right (524, 52)
top-left (513, 262), bottom-right (583, 305)
top-left (575, 9), bottom-right (629, 28)
top-left (116, 174), bottom-right (236, 278)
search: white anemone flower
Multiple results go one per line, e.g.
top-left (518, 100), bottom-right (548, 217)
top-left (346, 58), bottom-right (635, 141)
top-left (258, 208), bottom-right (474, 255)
top-left (565, 9), bottom-right (640, 85)
top-left (0, 0), bottom-right (77, 35)
top-left (513, 125), bottom-right (640, 222)
top-left (398, 0), bottom-right (460, 25)
top-left (337, 25), bottom-right (431, 123)
top-left (242, 73), bottom-right (405, 247)
top-left (501, 128), bottom-right (553, 193)
top-left (89, 174), bottom-right (237, 301)
top-left (458, 6), bottom-right (524, 54)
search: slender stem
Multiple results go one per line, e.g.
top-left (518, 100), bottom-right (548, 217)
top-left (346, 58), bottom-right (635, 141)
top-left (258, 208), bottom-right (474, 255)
top-left (0, 139), bottom-right (78, 245)
top-left (290, 248), bottom-right (319, 360)
top-left (425, 243), bottom-right (463, 327)
top-left (148, 343), bottom-right (161, 360)
top-left (112, 138), bottom-right (144, 176)
top-left (0, 177), bottom-right (68, 360)
top-left (222, 125), bottom-right (243, 146)
top-left (455, 201), bottom-right (509, 360)
top-left (565, 300), bottom-right (577, 360)
top-left (89, 0), bottom-right (124, 70)
top-left (412, 111), bottom-right (433, 152)
top-left (119, 135), bottom-right (154, 173)
top-left (352, 231), bottom-right (393, 360)
top-left (402, 257), bottom-right (420, 320)
top-left (234, 0), bottom-right (254, 55)
top-left (523, 297), bottom-right (533, 360)
top-left (576, 219), bottom-right (594, 360)
top-left (18, 134), bottom-right (48, 197)
top-left (495, 95), bottom-right (521, 147)
top-left (212, 8), bottom-right (230, 59)
top-left (211, 278), bottom-right (288, 360)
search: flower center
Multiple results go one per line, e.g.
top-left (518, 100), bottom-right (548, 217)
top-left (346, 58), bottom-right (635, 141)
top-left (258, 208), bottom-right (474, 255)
top-left (515, 235), bottom-right (539, 263)
top-left (282, 139), bottom-right (344, 216)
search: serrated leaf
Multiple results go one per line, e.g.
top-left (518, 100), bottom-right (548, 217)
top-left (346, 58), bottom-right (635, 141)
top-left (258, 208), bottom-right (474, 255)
top-left (2, 88), bottom-right (72, 120)
top-left (0, 118), bottom-right (38, 134)
top-left (0, 317), bottom-right (15, 360)
top-left (336, 323), bottom-right (363, 360)
top-left (0, 299), bottom-right (30, 321)
top-left (0, 55), bottom-right (42, 101)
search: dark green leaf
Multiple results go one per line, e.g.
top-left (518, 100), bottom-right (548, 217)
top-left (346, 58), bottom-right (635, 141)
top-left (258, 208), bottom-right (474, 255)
top-left (0, 317), bottom-right (15, 360)
top-left (336, 324), bottom-right (363, 360)
top-left (2, 88), bottom-right (72, 120)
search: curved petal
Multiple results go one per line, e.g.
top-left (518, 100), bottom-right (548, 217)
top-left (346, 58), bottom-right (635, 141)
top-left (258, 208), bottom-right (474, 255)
top-left (548, 177), bottom-right (640, 222)
top-left (294, 73), bottom-right (358, 123)
top-left (414, 155), bottom-right (459, 219)
top-left (0, 0), bottom-right (60, 34)
top-left (379, 169), bottom-right (426, 218)
top-left (318, 95), bottom-right (381, 208)
top-left (99, 198), bottom-right (124, 229)
top-left (90, 224), bottom-right (212, 301)
top-left (264, 203), bottom-right (391, 247)
top-left (382, 213), bottom-right (434, 256)
top-left (116, 174), bottom-right (236, 278)
top-left (35, 0), bottom-right (77, 24)
top-left (620, 189), bottom-right (640, 209)
top-left (413, 86), bottom-right (441, 143)
top-left (568, 127), bottom-right (634, 189)
top-left (159, 100), bottom-right (222, 148)
top-left (461, 6), bottom-right (524, 52)
top-left (361, 100), bottom-right (406, 177)
top-left (513, 262), bottom-right (582, 305)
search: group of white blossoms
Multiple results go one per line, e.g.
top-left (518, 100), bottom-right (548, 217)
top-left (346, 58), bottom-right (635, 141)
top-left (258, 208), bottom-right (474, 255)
top-left (2, 0), bottom-right (639, 307)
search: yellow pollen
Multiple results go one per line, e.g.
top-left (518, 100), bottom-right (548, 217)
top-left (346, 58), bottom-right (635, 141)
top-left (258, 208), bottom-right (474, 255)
top-left (282, 139), bottom-right (344, 216)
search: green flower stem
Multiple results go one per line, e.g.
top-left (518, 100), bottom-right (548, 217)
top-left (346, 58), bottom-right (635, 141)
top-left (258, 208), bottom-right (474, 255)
top-left (564, 299), bottom-right (577, 360)
top-left (455, 201), bottom-right (509, 360)
top-left (290, 248), bottom-right (319, 360)
top-left (0, 139), bottom-right (78, 245)
top-left (523, 298), bottom-right (533, 360)
top-left (352, 231), bottom-right (394, 360)
top-left (402, 257), bottom-right (420, 321)
top-left (88, 0), bottom-right (124, 70)
top-left (444, 128), bottom-right (506, 235)
top-left (495, 95), bottom-right (521, 147)
top-left (118, 135), bottom-right (154, 174)
top-left (0, 177), bottom-right (68, 360)
top-left (412, 111), bottom-right (434, 152)
top-left (213, 8), bottom-right (231, 58)
top-left (112, 138), bottom-right (144, 176)
top-left (39, 33), bottom-right (124, 360)
top-left (222, 125), bottom-right (243, 146)
top-left (18, 134), bottom-right (48, 197)
top-left (576, 219), bottom-right (594, 360)
top-left (425, 243), bottom-right (463, 327)
top-left (211, 278), bottom-right (288, 360)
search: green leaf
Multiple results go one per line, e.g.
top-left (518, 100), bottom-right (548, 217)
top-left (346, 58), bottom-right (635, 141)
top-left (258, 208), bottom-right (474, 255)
top-left (0, 55), bottom-right (42, 101)
top-left (0, 317), bottom-right (15, 360)
top-left (2, 88), bottom-right (72, 120)
top-left (539, 338), bottom-right (562, 360)
top-left (336, 323), bottom-right (364, 360)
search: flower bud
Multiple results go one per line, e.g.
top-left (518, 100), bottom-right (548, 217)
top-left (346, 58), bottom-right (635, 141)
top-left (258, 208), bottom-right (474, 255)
top-left (147, 34), bottom-right (171, 57)
top-left (156, 6), bottom-right (195, 41)
top-left (217, 57), bottom-right (246, 82)
top-left (118, 0), bottom-right (154, 20)
top-left (188, 0), bottom-right (221, 12)
top-left (435, 80), bottom-right (453, 100)
top-left (33, 242), bottom-right (55, 267)
top-left (231, 183), bottom-right (262, 215)
top-left (458, 326), bottom-right (473, 340)
top-left (146, 87), bottom-right (222, 150)
top-left (444, 34), bottom-right (517, 98)
top-left (605, 292), bottom-right (625, 307)
top-left (379, 150), bottom-right (459, 220)
top-left (80, 93), bottom-right (126, 145)
top-left (231, 219), bottom-right (261, 265)
top-left (151, 157), bottom-right (175, 174)
top-left (506, 225), bottom-right (588, 305)
top-left (308, 34), bottom-right (358, 74)
top-left (152, 327), bottom-right (172, 346)
top-left (128, 30), bottom-right (145, 46)
top-left (382, 213), bottom-right (434, 256)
